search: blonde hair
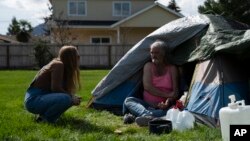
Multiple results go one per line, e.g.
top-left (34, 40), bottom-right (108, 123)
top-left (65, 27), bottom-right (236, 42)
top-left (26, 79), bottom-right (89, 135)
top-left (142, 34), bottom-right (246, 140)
top-left (58, 46), bottom-right (81, 94)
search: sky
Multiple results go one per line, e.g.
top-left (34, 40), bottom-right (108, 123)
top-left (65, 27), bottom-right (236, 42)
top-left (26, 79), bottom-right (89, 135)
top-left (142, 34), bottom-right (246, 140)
top-left (0, 0), bottom-right (206, 35)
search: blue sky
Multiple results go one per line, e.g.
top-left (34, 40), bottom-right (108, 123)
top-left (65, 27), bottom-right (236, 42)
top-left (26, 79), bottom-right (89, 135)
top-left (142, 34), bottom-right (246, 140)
top-left (0, 0), bottom-right (205, 35)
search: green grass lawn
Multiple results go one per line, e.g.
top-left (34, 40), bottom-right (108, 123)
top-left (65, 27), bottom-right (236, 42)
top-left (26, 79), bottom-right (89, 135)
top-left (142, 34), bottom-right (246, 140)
top-left (0, 70), bottom-right (222, 141)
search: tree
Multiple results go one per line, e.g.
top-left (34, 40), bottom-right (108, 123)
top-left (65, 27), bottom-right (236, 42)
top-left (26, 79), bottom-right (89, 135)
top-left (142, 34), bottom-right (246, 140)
top-left (7, 17), bottom-right (33, 42)
top-left (16, 20), bottom-right (33, 42)
top-left (167, 0), bottom-right (181, 13)
top-left (43, 4), bottom-right (77, 46)
top-left (7, 17), bottom-right (20, 35)
top-left (198, 0), bottom-right (250, 25)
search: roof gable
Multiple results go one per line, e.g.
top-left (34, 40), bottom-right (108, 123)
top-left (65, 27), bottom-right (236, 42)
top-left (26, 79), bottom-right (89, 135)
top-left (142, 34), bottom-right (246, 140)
top-left (112, 1), bottom-right (183, 28)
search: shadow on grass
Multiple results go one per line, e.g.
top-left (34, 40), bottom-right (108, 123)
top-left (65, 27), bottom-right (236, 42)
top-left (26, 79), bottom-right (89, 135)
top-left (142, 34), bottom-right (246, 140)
top-left (55, 116), bottom-right (113, 134)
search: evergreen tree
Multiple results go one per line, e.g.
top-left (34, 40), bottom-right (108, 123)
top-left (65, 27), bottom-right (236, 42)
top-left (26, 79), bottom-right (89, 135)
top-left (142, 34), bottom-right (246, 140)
top-left (198, 0), bottom-right (250, 24)
top-left (7, 17), bottom-right (33, 42)
top-left (167, 0), bottom-right (181, 13)
top-left (7, 17), bottom-right (20, 35)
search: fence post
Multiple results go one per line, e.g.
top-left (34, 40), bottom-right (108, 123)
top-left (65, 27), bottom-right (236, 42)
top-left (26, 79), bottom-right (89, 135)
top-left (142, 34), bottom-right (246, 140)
top-left (108, 45), bottom-right (112, 68)
top-left (6, 45), bottom-right (10, 69)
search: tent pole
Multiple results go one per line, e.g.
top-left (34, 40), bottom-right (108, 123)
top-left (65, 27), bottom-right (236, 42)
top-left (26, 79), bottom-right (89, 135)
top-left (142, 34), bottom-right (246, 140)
top-left (86, 96), bottom-right (95, 108)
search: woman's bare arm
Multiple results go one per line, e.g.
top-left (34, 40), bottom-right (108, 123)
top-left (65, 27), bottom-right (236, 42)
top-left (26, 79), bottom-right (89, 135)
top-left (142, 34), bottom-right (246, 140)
top-left (50, 61), bottom-right (68, 93)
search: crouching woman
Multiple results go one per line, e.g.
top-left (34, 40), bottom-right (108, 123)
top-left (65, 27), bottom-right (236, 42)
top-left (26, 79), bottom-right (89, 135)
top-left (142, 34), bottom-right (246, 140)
top-left (24, 46), bottom-right (81, 123)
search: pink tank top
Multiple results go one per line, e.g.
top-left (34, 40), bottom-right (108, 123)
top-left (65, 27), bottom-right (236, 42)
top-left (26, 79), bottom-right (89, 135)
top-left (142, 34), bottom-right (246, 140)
top-left (143, 64), bottom-right (173, 104)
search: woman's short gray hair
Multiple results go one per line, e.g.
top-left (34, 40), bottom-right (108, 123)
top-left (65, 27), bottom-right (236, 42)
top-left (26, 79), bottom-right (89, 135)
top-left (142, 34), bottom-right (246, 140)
top-left (150, 40), bottom-right (168, 49)
top-left (150, 40), bottom-right (168, 55)
top-left (150, 40), bottom-right (172, 64)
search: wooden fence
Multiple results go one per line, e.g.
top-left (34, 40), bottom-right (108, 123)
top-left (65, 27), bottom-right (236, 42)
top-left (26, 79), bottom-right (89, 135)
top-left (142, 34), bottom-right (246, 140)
top-left (0, 43), bottom-right (133, 69)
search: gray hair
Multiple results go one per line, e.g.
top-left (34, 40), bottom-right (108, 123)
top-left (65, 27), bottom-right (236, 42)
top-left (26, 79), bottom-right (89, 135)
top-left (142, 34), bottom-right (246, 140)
top-left (150, 40), bottom-right (168, 55)
top-left (150, 40), bottom-right (167, 48)
top-left (150, 40), bottom-right (171, 64)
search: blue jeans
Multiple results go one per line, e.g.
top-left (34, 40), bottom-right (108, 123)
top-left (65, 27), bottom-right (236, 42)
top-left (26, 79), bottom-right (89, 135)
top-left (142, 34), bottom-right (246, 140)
top-left (24, 87), bottom-right (73, 123)
top-left (123, 97), bottom-right (167, 117)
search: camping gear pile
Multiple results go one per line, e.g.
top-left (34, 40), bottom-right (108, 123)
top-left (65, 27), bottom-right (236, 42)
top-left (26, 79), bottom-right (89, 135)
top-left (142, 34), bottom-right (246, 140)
top-left (88, 14), bottom-right (250, 128)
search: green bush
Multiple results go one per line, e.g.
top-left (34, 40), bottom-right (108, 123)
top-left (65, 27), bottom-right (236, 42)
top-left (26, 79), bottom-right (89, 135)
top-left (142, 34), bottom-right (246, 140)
top-left (34, 40), bottom-right (54, 68)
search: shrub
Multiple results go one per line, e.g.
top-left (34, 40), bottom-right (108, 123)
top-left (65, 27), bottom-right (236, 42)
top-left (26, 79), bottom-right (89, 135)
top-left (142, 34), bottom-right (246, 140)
top-left (34, 40), bottom-right (54, 68)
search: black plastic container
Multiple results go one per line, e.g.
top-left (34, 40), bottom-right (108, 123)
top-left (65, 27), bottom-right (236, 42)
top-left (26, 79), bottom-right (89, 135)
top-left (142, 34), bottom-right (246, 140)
top-left (149, 119), bottom-right (172, 134)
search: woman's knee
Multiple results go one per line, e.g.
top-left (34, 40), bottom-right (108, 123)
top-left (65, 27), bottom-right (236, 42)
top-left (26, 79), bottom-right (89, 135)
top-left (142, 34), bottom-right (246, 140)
top-left (57, 94), bottom-right (72, 107)
top-left (124, 97), bottom-right (136, 105)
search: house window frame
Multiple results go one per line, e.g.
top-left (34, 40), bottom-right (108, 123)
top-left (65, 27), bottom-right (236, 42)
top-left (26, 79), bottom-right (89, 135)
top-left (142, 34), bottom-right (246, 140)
top-left (68, 0), bottom-right (87, 16)
top-left (112, 1), bottom-right (131, 17)
top-left (90, 36), bottom-right (112, 45)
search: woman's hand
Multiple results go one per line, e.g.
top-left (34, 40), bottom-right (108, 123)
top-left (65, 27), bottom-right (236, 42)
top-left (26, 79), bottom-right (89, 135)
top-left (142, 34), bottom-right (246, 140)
top-left (157, 99), bottom-right (171, 109)
top-left (72, 95), bottom-right (82, 106)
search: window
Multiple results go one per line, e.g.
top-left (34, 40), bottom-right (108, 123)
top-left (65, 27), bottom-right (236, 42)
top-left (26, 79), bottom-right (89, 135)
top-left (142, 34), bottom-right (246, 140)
top-left (91, 37), bottom-right (111, 44)
top-left (113, 1), bottom-right (131, 17)
top-left (68, 0), bottom-right (86, 16)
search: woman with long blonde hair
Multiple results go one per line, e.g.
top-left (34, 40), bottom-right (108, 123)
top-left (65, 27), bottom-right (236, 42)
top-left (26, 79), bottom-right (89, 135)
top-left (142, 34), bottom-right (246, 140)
top-left (24, 46), bottom-right (81, 123)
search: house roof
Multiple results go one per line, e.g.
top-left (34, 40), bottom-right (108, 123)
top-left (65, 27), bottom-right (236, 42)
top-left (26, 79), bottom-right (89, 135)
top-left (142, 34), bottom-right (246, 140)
top-left (0, 35), bottom-right (20, 43)
top-left (156, 1), bottom-right (184, 17)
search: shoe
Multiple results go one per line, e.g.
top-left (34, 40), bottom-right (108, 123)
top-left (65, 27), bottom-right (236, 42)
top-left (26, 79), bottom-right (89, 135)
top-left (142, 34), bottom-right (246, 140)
top-left (135, 116), bottom-right (153, 126)
top-left (123, 113), bottom-right (135, 124)
top-left (35, 115), bottom-right (47, 123)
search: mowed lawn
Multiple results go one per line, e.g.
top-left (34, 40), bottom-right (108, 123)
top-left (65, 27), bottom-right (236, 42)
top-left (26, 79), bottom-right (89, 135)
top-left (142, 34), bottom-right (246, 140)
top-left (0, 70), bottom-right (222, 141)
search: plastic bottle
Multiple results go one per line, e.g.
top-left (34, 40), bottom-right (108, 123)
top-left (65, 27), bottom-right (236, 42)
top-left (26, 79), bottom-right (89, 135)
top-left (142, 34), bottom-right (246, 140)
top-left (175, 110), bottom-right (195, 131)
top-left (166, 107), bottom-right (180, 129)
top-left (219, 95), bottom-right (250, 141)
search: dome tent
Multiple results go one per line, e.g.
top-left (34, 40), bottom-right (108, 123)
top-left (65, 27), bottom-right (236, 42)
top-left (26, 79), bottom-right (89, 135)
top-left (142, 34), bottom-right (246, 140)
top-left (88, 14), bottom-right (250, 127)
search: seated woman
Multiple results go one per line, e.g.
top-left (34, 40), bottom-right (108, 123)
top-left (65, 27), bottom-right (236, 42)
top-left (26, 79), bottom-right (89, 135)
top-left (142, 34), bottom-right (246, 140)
top-left (123, 40), bottom-right (179, 126)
